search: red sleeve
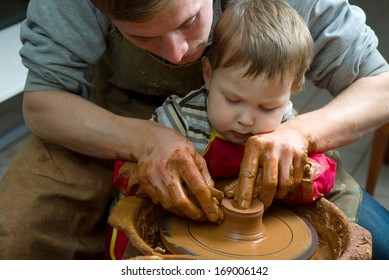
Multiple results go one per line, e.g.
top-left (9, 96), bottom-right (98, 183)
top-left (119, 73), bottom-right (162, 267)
top-left (113, 160), bottom-right (140, 196)
top-left (281, 153), bottom-right (336, 204)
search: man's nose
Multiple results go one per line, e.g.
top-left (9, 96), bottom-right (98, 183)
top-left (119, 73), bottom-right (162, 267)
top-left (160, 32), bottom-right (189, 64)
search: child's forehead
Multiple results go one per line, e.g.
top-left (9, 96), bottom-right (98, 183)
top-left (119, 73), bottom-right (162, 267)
top-left (219, 65), bottom-right (293, 86)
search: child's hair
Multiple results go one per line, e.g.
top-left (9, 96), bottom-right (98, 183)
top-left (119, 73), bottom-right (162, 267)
top-left (207, 0), bottom-right (314, 92)
top-left (91, 0), bottom-right (173, 22)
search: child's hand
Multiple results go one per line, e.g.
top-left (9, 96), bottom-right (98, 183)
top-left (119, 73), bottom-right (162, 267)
top-left (224, 155), bottom-right (336, 207)
top-left (233, 133), bottom-right (308, 209)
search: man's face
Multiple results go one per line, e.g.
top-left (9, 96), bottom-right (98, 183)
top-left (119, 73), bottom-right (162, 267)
top-left (113, 0), bottom-right (213, 65)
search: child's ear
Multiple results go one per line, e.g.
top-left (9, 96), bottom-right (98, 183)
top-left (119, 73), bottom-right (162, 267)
top-left (202, 56), bottom-right (213, 90)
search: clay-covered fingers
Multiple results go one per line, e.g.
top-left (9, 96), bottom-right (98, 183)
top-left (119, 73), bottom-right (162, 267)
top-left (225, 171), bottom-right (263, 200)
top-left (137, 163), bottom-right (207, 221)
top-left (274, 149), bottom-right (308, 200)
top-left (136, 163), bottom-right (169, 205)
top-left (293, 151), bottom-right (308, 187)
top-left (224, 179), bottom-right (239, 198)
top-left (176, 152), bottom-right (223, 223)
top-left (165, 173), bottom-right (209, 221)
top-left (274, 154), bottom-right (294, 199)
top-left (196, 152), bottom-right (224, 203)
top-left (257, 157), bottom-right (278, 209)
top-left (210, 185), bottom-right (225, 202)
top-left (252, 167), bottom-right (263, 199)
top-left (134, 125), bottom-right (223, 222)
top-left (236, 134), bottom-right (310, 210)
top-left (236, 137), bottom-right (262, 209)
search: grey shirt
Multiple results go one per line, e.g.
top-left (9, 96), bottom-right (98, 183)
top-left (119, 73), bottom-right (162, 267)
top-left (20, 0), bottom-right (389, 100)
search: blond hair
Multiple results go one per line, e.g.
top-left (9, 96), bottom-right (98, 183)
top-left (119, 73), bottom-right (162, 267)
top-left (207, 0), bottom-right (314, 91)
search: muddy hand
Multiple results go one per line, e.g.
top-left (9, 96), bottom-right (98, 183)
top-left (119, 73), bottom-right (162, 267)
top-left (224, 169), bottom-right (262, 200)
top-left (225, 161), bottom-right (313, 207)
top-left (136, 127), bottom-right (224, 223)
top-left (235, 134), bottom-right (308, 209)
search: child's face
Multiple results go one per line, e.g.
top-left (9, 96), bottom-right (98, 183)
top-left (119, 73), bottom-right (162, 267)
top-left (112, 0), bottom-right (213, 65)
top-left (203, 59), bottom-right (293, 144)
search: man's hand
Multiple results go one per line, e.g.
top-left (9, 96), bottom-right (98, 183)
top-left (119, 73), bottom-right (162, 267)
top-left (132, 124), bottom-right (224, 223)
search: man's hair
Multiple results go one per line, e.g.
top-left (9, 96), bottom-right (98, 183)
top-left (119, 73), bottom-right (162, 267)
top-left (207, 0), bottom-right (314, 91)
top-left (91, 0), bottom-right (173, 22)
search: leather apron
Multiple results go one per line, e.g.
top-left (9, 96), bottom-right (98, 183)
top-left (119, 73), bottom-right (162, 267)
top-left (93, 33), bottom-right (212, 120)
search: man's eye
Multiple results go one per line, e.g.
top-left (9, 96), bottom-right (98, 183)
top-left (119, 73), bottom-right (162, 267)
top-left (182, 16), bottom-right (198, 30)
top-left (132, 37), bottom-right (150, 43)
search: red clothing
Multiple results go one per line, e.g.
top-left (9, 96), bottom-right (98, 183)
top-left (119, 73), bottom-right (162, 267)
top-left (202, 132), bottom-right (245, 179)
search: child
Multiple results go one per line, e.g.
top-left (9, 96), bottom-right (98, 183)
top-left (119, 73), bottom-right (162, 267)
top-left (108, 0), bottom-right (336, 259)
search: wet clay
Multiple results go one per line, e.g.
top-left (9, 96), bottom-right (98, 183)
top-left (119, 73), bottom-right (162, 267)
top-left (109, 196), bottom-right (372, 260)
top-left (160, 198), bottom-right (318, 259)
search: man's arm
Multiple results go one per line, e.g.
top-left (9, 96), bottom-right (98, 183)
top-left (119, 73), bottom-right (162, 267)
top-left (23, 90), bottom-right (147, 160)
top-left (23, 89), bottom-right (223, 222)
top-left (295, 71), bottom-right (389, 153)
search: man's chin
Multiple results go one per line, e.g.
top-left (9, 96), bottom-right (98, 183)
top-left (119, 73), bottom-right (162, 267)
top-left (177, 52), bottom-right (203, 65)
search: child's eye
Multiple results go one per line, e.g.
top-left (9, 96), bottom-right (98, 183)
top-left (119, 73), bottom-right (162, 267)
top-left (225, 96), bottom-right (240, 104)
top-left (259, 105), bottom-right (277, 112)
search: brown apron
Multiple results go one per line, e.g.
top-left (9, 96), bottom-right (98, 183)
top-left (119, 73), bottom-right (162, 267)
top-left (93, 30), bottom-right (205, 118)
top-left (0, 135), bottom-right (113, 259)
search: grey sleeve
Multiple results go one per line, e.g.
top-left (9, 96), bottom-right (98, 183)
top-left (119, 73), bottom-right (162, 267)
top-left (152, 95), bottom-right (189, 137)
top-left (151, 91), bottom-right (211, 153)
top-left (19, 0), bottom-right (111, 100)
top-left (289, 0), bottom-right (389, 96)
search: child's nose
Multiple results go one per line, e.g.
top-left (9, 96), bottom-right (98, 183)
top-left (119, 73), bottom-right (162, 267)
top-left (238, 111), bottom-right (255, 127)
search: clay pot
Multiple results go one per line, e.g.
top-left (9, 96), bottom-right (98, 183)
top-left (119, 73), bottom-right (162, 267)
top-left (108, 195), bottom-right (372, 260)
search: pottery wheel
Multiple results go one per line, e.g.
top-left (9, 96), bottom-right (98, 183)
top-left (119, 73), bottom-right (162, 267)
top-left (161, 198), bottom-right (318, 259)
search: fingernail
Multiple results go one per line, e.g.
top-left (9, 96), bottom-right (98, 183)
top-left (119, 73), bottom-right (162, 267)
top-left (209, 213), bottom-right (218, 222)
top-left (240, 200), bottom-right (250, 209)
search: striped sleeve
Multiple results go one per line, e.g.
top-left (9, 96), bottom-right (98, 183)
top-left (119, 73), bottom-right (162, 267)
top-left (151, 87), bottom-right (212, 153)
